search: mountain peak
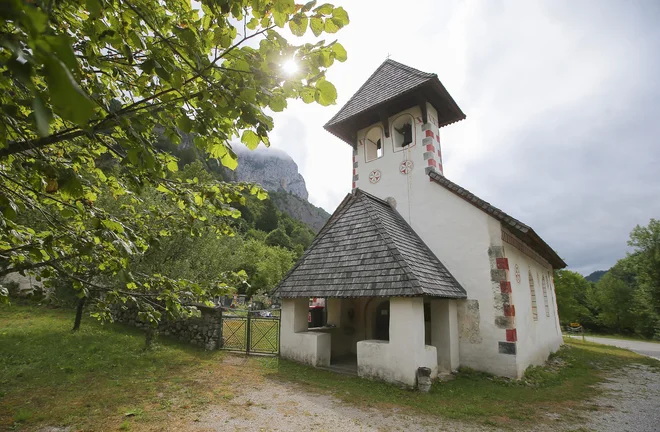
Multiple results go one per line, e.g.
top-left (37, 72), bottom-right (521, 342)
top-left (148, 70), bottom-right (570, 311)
top-left (233, 146), bottom-right (309, 200)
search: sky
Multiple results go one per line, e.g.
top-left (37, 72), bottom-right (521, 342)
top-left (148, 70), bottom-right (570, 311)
top-left (260, 0), bottom-right (660, 275)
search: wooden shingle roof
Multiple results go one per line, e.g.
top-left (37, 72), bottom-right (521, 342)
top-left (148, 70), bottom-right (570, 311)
top-left (272, 189), bottom-right (466, 299)
top-left (324, 60), bottom-right (466, 146)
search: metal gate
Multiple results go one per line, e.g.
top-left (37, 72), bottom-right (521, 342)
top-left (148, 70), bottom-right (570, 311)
top-left (220, 309), bottom-right (280, 355)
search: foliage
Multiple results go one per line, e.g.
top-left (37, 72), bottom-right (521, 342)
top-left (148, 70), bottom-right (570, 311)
top-left (0, 0), bottom-right (349, 321)
top-left (255, 198), bottom-right (279, 232)
top-left (553, 269), bottom-right (596, 327)
top-left (555, 219), bottom-right (660, 339)
top-left (264, 227), bottom-right (292, 249)
top-left (629, 219), bottom-right (660, 316)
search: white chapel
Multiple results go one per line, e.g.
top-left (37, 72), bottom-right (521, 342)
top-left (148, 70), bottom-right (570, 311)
top-left (272, 60), bottom-right (566, 387)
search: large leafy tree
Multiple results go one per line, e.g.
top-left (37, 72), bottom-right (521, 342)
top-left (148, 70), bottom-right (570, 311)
top-left (0, 0), bottom-right (349, 324)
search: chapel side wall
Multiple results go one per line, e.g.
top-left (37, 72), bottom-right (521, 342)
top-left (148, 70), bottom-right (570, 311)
top-left (502, 232), bottom-right (562, 376)
top-left (414, 187), bottom-right (518, 377)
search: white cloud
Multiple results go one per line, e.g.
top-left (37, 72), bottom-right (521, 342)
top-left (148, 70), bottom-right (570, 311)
top-left (264, 0), bottom-right (660, 274)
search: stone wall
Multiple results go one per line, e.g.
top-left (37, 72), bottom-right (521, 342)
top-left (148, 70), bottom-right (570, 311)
top-left (112, 305), bottom-right (222, 350)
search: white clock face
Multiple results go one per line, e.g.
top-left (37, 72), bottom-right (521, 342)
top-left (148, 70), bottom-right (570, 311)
top-left (369, 169), bottom-right (381, 184)
top-left (399, 160), bottom-right (414, 175)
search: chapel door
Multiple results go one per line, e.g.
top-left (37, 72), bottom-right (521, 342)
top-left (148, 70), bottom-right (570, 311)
top-left (375, 300), bottom-right (390, 341)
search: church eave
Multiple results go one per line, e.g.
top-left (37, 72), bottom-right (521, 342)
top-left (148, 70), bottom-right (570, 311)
top-left (428, 171), bottom-right (567, 269)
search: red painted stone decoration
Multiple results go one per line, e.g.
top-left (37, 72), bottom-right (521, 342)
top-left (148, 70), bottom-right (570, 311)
top-left (514, 264), bottom-right (521, 284)
top-left (399, 160), bottom-right (414, 175)
top-left (369, 169), bottom-right (381, 184)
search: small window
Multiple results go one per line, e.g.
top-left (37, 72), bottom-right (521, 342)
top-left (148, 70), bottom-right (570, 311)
top-left (392, 114), bottom-right (415, 151)
top-left (542, 275), bottom-right (550, 317)
top-left (529, 271), bottom-right (538, 321)
top-left (365, 126), bottom-right (383, 162)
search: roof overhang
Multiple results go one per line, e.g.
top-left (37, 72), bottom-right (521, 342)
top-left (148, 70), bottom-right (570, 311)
top-left (324, 78), bottom-right (466, 147)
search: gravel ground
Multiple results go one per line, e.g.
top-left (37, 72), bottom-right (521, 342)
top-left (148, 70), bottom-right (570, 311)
top-left (582, 364), bottom-right (660, 432)
top-left (196, 379), bottom-right (495, 432)
top-left (189, 355), bottom-right (660, 432)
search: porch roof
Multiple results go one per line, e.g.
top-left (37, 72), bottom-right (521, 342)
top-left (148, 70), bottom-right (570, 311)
top-left (272, 189), bottom-right (466, 299)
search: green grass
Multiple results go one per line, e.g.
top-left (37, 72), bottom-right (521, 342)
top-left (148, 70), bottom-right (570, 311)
top-left (2, 304), bottom-right (659, 431)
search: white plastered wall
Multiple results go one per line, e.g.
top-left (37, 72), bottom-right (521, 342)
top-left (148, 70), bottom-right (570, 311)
top-left (357, 297), bottom-right (437, 387)
top-left (354, 104), bottom-right (518, 377)
top-left (504, 242), bottom-right (563, 376)
top-left (280, 298), bottom-right (331, 367)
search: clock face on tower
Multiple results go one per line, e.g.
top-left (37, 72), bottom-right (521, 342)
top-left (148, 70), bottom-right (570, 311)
top-left (369, 169), bottom-right (381, 184)
top-left (399, 160), bottom-right (414, 175)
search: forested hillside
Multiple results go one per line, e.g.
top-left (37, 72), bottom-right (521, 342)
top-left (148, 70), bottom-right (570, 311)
top-left (555, 219), bottom-right (660, 339)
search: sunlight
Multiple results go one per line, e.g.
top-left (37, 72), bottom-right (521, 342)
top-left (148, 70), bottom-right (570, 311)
top-left (282, 59), bottom-right (299, 76)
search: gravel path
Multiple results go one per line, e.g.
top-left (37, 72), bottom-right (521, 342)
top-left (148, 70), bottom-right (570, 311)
top-left (583, 364), bottom-right (660, 432)
top-left (567, 335), bottom-right (660, 360)
top-left (197, 379), bottom-right (494, 432)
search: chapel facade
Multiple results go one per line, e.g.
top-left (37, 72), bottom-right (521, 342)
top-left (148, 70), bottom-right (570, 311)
top-left (273, 60), bottom-right (565, 387)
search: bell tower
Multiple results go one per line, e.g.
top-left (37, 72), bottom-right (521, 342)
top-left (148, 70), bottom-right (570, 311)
top-left (324, 59), bottom-right (465, 222)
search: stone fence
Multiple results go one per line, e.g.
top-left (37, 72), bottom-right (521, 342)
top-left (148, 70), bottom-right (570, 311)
top-left (111, 304), bottom-right (222, 350)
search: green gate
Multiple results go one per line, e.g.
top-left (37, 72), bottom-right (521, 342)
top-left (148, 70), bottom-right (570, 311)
top-left (220, 309), bottom-right (280, 355)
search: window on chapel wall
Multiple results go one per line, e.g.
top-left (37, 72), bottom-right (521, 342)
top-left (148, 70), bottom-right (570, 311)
top-left (529, 271), bottom-right (538, 321)
top-left (391, 114), bottom-right (415, 151)
top-left (364, 126), bottom-right (383, 162)
top-left (542, 275), bottom-right (550, 318)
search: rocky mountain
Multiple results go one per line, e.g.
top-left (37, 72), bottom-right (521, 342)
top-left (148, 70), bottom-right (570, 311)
top-left (156, 133), bottom-right (331, 232)
top-left (230, 146), bottom-right (330, 232)
top-left (233, 146), bottom-right (309, 200)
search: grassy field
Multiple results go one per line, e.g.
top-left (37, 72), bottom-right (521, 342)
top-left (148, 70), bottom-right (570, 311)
top-left (1, 304), bottom-right (659, 431)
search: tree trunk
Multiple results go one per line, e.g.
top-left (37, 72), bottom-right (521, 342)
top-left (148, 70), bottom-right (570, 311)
top-left (144, 326), bottom-right (156, 350)
top-left (72, 297), bottom-right (86, 331)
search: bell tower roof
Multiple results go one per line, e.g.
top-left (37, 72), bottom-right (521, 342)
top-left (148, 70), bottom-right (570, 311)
top-left (324, 59), bottom-right (466, 146)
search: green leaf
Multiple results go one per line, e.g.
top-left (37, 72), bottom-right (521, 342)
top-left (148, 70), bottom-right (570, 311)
top-left (31, 95), bottom-right (52, 137)
top-left (273, 11), bottom-right (287, 28)
top-left (288, 15), bottom-right (308, 37)
top-left (45, 35), bottom-right (79, 76)
top-left (315, 79), bottom-right (337, 106)
top-left (86, 0), bottom-right (103, 19)
top-left (331, 42), bottom-right (347, 62)
top-left (310, 17), bottom-right (323, 37)
top-left (166, 161), bottom-right (179, 172)
top-left (177, 116), bottom-right (193, 133)
top-left (300, 87), bottom-right (316, 104)
top-left (241, 130), bottom-right (260, 150)
top-left (268, 96), bottom-right (287, 112)
top-left (324, 18), bottom-right (339, 33)
top-left (332, 7), bottom-right (350, 25)
top-left (314, 3), bottom-right (334, 14)
top-left (246, 17), bottom-right (259, 30)
top-left (220, 151), bottom-right (238, 170)
top-left (43, 56), bottom-right (95, 127)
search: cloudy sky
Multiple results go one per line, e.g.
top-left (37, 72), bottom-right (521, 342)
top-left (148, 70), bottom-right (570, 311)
top-left (261, 0), bottom-right (660, 275)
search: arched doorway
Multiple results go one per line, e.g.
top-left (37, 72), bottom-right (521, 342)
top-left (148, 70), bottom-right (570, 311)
top-left (374, 300), bottom-right (390, 341)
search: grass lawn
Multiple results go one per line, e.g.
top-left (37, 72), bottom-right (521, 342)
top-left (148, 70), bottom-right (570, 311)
top-left (2, 304), bottom-right (659, 431)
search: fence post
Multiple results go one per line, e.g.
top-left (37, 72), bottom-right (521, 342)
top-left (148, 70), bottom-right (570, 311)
top-left (218, 307), bottom-right (223, 349)
top-left (246, 310), bottom-right (251, 355)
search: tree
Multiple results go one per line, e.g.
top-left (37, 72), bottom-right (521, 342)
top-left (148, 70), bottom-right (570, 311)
top-left (255, 198), bottom-right (279, 232)
top-left (0, 0), bottom-right (349, 326)
top-left (264, 227), bottom-right (292, 249)
top-left (592, 261), bottom-right (637, 334)
top-left (553, 269), bottom-right (596, 327)
top-left (629, 219), bottom-right (660, 316)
